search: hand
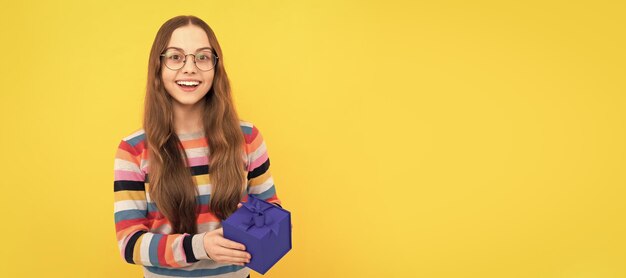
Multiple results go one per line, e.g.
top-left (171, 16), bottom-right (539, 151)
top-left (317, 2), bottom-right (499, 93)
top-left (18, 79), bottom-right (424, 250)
top-left (203, 227), bottom-right (251, 266)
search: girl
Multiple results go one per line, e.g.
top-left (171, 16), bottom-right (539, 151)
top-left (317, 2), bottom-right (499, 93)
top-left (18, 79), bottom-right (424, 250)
top-left (113, 15), bottom-right (282, 278)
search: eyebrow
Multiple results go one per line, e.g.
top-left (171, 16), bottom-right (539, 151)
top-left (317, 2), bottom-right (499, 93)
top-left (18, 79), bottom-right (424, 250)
top-left (165, 46), bottom-right (214, 52)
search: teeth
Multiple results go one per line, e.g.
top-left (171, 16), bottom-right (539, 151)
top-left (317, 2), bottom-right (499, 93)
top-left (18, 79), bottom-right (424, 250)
top-left (176, 80), bottom-right (200, 86)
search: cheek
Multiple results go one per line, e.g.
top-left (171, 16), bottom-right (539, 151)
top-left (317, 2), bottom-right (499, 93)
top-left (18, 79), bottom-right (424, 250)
top-left (161, 74), bottom-right (176, 95)
top-left (161, 69), bottom-right (175, 81)
top-left (202, 73), bottom-right (215, 89)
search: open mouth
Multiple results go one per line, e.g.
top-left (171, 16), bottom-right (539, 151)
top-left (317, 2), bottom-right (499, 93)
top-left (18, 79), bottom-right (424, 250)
top-left (176, 80), bottom-right (201, 91)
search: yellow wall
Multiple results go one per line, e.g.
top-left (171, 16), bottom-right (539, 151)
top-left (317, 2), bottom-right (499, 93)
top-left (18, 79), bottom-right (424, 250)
top-left (1, 0), bottom-right (624, 277)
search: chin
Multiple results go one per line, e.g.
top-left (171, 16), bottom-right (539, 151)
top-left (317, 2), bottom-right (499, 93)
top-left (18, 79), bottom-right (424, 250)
top-left (176, 98), bottom-right (205, 106)
top-left (164, 85), bottom-right (210, 105)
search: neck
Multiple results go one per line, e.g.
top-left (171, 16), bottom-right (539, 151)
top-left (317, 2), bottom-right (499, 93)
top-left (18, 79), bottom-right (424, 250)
top-left (172, 101), bottom-right (205, 134)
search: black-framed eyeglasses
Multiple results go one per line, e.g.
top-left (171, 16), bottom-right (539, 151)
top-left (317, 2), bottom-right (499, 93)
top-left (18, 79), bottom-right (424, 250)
top-left (160, 49), bottom-right (219, 71)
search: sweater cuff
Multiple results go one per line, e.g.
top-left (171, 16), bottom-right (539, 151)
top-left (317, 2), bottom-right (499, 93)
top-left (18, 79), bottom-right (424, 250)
top-left (192, 232), bottom-right (212, 261)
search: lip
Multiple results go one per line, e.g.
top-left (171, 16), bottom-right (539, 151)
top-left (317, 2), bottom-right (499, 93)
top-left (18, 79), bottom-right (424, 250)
top-left (175, 79), bottom-right (202, 92)
top-left (177, 83), bottom-right (200, 92)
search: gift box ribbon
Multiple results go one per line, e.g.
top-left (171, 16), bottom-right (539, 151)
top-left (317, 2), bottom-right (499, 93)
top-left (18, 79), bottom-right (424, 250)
top-left (239, 196), bottom-right (281, 236)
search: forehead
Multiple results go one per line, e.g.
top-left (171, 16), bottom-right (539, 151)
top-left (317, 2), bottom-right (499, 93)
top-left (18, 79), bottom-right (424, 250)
top-left (166, 25), bottom-right (212, 52)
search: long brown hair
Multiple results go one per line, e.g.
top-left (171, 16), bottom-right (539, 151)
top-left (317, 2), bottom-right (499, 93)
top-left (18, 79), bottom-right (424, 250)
top-left (143, 15), bottom-right (247, 234)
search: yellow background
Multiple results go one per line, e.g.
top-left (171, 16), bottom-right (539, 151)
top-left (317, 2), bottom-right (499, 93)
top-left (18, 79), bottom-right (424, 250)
top-left (1, 0), bottom-right (624, 277)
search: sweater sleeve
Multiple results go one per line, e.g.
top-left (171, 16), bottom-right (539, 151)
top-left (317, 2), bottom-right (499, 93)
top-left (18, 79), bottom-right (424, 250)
top-left (113, 139), bottom-right (211, 268)
top-left (245, 124), bottom-right (282, 207)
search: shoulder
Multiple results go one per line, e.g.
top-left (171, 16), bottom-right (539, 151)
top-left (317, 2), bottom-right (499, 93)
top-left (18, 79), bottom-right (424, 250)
top-left (239, 119), bottom-right (261, 144)
top-left (118, 128), bottom-right (146, 156)
top-left (239, 119), bottom-right (254, 135)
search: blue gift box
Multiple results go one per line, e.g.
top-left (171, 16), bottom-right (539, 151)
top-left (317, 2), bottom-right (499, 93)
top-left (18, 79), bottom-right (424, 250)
top-left (223, 194), bottom-right (292, 274)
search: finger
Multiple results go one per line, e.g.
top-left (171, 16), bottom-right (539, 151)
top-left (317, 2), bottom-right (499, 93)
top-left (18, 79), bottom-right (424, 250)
top-left (213, 245), bottom-right (251, 259)
top-left (223, 248), bottom-right (251, 260)
top-left (218, 237), bottom-right (247, 251)
top-left (219, 255), bottom-right (250, 265)
top-left (211, 255), bottom-right (249, 266)
top-left (237, 203), bottom-right (243, 208)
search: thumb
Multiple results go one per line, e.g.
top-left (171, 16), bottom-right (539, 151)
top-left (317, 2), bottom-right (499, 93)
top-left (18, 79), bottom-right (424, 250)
top-left (237, 202), bottom-right (243, 209)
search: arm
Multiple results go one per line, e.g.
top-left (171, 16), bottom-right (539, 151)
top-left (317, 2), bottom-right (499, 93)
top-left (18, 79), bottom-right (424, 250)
top-left (244, 124), bottom-right (282, 207)
top-left (113, 139), bottom-right (210, 268)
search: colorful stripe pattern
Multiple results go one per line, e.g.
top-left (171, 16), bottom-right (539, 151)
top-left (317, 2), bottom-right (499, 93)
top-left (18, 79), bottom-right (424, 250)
top-left (113, 121), bottom-right (281, 277)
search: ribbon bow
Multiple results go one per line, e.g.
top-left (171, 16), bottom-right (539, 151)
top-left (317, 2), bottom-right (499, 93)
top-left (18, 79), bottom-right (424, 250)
top-left (239, 196), bottom-right (281, 236)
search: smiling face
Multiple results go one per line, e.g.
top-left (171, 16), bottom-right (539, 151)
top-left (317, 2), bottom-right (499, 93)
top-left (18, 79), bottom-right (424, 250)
top-left (161, 24), bottom-right (215, 109)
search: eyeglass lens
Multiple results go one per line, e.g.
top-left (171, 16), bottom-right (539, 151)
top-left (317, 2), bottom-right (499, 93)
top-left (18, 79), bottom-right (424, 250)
top-left (162, 50), bottom-right (217, 71)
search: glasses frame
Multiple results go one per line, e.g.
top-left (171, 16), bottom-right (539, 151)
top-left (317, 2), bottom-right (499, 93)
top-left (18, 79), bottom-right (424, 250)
top-left (160, 49), bottom-right (219, 72)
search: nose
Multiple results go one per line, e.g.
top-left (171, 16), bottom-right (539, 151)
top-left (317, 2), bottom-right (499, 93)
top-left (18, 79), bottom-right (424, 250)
top-left (181, 54), bottom-right (197, 74)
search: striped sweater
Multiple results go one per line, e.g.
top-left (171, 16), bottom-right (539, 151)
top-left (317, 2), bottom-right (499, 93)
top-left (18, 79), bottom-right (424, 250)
top-left (113, 121), bottom-right (281, 278)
